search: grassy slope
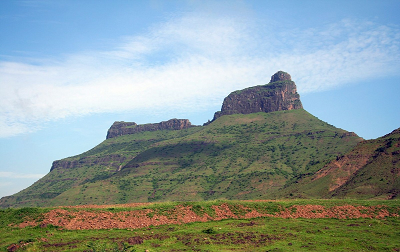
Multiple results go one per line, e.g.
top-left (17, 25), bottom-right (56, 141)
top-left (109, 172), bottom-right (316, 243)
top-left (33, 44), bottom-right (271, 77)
top-left (0, 109), bottom-right (363, 207)
top-left (43, 109), bottom-right (361, 207)
top-left (330, 128), bottom-right (400, 199)
top-left (287, 128), bottom-right (400, 200)
top-left (0, 127), bottom-right (202, 207)
top-left (1, 200), bottom-right (399, 251)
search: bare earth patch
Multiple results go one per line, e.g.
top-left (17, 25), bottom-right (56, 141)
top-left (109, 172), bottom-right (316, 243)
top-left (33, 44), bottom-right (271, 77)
top-left (18, 203), bottom-right (399, 230)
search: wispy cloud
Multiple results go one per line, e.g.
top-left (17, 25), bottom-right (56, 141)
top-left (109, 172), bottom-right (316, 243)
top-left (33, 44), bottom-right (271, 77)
top-left (0, 171), bottom-right (45, 179)
top-left (0, 13), bottom-right (399, 138)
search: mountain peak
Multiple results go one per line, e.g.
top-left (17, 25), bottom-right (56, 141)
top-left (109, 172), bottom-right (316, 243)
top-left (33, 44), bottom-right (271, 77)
top-left (270, 70), bottom-right (291, 82)
top-left (210, 71), bottom-right (303, 122)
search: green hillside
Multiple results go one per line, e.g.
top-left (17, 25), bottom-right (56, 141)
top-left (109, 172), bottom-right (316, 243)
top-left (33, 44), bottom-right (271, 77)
top-left (0, 109), bottom-right (363, 208)
top-left (326, 128), bottom-right (400, 199)
top-left (0, 126), bottom-right (202, 207)
top-left (282, 128), bottom-right (400, 199)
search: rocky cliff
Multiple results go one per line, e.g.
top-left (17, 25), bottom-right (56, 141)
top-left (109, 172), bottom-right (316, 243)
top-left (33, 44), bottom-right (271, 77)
top-left (106, 118), bottom-right (194, 139)
top-left (211, 71), bottom-right (303, 122)
top-left (50, 154), bottom-right (127, 172)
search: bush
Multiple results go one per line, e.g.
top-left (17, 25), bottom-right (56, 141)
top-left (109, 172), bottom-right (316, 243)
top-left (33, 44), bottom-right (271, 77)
top-left (202, 228), bottom-right (216, 234)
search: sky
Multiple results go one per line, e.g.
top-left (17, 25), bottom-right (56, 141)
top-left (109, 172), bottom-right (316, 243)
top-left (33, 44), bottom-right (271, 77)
top-left (0, 0), bottom-right (399, 199)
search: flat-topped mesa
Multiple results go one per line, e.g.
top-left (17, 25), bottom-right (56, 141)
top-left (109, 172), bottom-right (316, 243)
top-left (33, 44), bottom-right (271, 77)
top-left (211, 71), bottom-right (303, 121)
top-left (106, 118), bottom-right (193, 139)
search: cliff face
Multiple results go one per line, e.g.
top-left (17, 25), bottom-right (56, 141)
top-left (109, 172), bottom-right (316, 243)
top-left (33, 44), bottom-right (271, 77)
top-left (106, 118), bottom-right (194, 139)
top-left (212, 71), bottom-right (303, 121)
top-left (50, 154), bottom-right (127, 172)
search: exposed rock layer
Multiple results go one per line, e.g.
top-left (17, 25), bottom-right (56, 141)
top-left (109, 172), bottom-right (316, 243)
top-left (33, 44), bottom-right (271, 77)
top-left (212, 71), bottom-right (303, 121)
top-left (106, 118), bottom-right (194, 139)
top-left (50, 154), bottom-right (127, 172)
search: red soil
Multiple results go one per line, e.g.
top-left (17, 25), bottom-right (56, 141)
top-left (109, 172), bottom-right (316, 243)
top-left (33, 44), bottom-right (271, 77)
top-left (18, 203), bottom-right (399, 230)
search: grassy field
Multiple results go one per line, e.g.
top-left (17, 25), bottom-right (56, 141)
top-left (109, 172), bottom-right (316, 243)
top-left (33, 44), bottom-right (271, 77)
top-left (1, 199), bottom-right (399, 251)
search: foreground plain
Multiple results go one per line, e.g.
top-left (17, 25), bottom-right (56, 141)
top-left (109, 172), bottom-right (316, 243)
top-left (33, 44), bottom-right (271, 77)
top-left (1, 199), bottom-right (400, 251)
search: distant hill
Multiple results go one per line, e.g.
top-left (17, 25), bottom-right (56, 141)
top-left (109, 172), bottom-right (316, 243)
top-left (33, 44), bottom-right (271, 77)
top-left (5, 71), bottom-right (394, 208)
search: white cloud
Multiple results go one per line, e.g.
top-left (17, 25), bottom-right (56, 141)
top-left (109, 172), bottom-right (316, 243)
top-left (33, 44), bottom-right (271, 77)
top-left (0, 13), bottom-right (399, 138)
top-left (0, 171), bottom-right (45, 179)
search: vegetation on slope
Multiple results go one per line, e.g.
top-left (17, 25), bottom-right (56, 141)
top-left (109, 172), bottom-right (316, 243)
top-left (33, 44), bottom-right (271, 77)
top-left (329, 128), bottom-right (400, 199)
top-left (282, 127), bottom-right (400, 200)
top-left (0, 109), bottom-right (363, 208)
top-left (0, 127), bottom-right (202, 207)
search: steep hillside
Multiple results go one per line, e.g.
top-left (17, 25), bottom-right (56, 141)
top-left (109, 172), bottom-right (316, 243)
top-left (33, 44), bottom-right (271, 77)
top-left (323, 128), bottom-right (400, 199)
top-left (0, 126), bottom-right (202, 207)
top-left (282, 128), bottom-right (400, 199)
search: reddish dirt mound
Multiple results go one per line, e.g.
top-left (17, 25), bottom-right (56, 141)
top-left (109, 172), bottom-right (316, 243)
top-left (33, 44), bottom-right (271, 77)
top-left (18, 204), bottom-right (399, 230)
top-left (62, 202), bottom-right (151, 209)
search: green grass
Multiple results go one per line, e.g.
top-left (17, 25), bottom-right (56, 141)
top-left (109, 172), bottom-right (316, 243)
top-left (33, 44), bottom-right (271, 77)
top-left (1, 200), bottom-right (399, 251)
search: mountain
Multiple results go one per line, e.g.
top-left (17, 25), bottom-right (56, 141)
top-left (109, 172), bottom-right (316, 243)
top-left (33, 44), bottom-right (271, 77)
top-left (0, 71), bottom-right (376, 208)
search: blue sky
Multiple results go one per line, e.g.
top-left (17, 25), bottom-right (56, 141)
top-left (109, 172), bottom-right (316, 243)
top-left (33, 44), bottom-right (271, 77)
top-left (1, 0), bottom-right (399, 198)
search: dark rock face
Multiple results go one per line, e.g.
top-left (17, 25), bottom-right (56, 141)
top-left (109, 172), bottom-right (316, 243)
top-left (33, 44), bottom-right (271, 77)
top-left (211, 71), bottom-right (303, 121)
top-left (50, 154), bottom-right (127, 172)
top-left (270, 71), bottom-right (292, 82)
top-left (106, 118), bottom-right (194, 139)
top-left (106, 122), bottom-right (137, 139)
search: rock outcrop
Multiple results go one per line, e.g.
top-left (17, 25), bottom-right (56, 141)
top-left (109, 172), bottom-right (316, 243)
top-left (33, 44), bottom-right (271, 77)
top-left (50, 154), bottom-right (127, 172)
top-left (106, 118), bottom-right (194, 139)
top-left (211, 71), bottom-right (303, 122)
